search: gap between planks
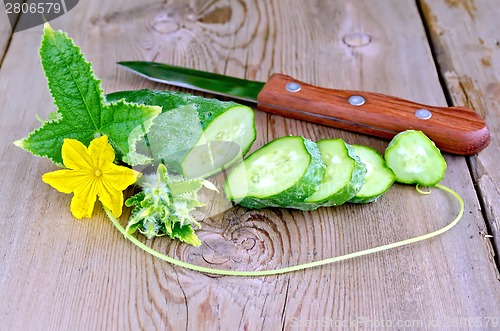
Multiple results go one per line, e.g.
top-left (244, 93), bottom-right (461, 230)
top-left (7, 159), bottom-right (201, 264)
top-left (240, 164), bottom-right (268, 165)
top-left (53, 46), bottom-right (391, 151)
top-left (415, 0), bottom-right (500, 273)
top-left (0, 5), bottom-right (22, 68)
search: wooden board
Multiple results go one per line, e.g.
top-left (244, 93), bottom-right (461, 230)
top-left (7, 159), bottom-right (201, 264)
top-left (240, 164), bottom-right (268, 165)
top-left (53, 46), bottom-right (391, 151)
top-left (0, 0), bottom-right (499, 329)
top-left (0, 8), bottom-right (14, 60)
top-left (420, 0), bottom-right (500, 266)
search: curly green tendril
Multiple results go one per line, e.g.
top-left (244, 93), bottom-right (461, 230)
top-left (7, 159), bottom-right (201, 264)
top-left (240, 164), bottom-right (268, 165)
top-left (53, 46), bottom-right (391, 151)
top-left (105, 184), bottom-right (463, 277)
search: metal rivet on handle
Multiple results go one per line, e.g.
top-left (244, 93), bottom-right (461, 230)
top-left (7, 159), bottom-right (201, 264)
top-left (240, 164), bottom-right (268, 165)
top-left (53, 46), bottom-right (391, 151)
top-left (415, 108), bottom-right (432, 120)
top-left (285, 82), bottom-right (301, 92)
top-left (348, 95), bottom-right (365, 106)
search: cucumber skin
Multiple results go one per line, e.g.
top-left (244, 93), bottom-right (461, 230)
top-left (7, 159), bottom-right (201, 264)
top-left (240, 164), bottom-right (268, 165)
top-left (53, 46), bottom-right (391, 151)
top-left (348, 145), bottom-right (395, 204)
top-left (226, 137), bottom-right (326, 209)
top-left (106, 89), bottom-right (256, 173)
top-left (296, 140), bottom-right (366, 211)
top-left (348, 191), bottom-right (386, 204)
top-left (107, 89), bottom-right (243, 130)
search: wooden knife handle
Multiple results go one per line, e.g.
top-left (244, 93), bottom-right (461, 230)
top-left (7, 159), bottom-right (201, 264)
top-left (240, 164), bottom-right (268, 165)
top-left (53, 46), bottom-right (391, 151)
top-left (256, 73), bottom-right (490, 155)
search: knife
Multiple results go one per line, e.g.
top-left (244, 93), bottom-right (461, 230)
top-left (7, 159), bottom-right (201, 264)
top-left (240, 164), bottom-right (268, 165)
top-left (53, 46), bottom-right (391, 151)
top-left (117, 61), bottom-right (490, 155)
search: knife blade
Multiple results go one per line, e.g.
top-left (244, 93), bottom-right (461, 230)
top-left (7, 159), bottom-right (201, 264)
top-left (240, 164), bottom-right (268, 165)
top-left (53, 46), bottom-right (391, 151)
top-left (118, 61), bottom-right (490, 155)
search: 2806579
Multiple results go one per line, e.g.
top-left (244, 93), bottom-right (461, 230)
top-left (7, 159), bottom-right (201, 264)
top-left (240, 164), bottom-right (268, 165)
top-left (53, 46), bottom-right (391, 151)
top-left (5, 1), bottom-right (64, 14)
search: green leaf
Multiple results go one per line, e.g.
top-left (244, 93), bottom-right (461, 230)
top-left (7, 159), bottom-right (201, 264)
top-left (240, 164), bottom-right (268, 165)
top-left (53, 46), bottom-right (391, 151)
top-left (102, 100), bottom-right (160, 164)
top-left (14, 23), bottom-right (160, 166)
top-left (133, 104), bottom-right (204, 171)
top-left (169, 178), bottom-right (205, 196)
top-left (125, 164), bottom-right (217, 246)
top-left (171, 223), bottom-right (201, 247)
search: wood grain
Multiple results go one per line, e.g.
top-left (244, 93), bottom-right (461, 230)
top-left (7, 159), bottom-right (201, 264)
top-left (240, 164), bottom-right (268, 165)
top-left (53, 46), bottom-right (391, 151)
top-left (0, 0), bottom-right (499, 330)
top-left (420, 0), bottom-right (500, 268)
top-left (0, 7), bottom-right (14, 61)
top-left (257, 73), bottom-right (490, 155)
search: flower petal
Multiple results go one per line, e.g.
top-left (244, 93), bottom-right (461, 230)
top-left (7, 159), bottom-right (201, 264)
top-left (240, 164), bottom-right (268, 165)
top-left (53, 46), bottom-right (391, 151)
top-left (44, 135), bottom-right (138, 220)
top-left (42, 169), bottom-right (89, 194)
top-left (70, 180), bottom-right (98, 219)
top-left (97, 178), bottom-right (123, 218)
top-left (88, 135), bottom-right (115, 169)
top-left (61, 139), bottom-right (94, 170)
top-left (102, 163), bottom-right (141, 190)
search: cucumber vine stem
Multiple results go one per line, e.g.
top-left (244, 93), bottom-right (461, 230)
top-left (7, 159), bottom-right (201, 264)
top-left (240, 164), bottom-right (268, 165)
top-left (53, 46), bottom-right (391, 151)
top-left (105, 184), bottom-right (463, 277)
top-left (415, 184), bottom-right (432, 195)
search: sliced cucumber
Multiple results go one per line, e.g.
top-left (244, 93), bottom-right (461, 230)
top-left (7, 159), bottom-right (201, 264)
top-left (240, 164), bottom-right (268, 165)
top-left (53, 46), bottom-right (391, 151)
top-left (349, 145), bottom-right (395, 203)
top-left (385, 130), bottom-right (446, 186)
top-left (181, 105), bottom-right (255, 178)
top-left (224, 136), bottom-right (325, 209)
top-left (106, 89), bottom-right (256, 177)
top-left (296, 139), bottom-right (366, 210)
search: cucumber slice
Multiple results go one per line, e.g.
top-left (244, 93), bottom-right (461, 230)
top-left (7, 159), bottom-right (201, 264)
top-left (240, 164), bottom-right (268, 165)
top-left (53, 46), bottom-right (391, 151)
top-left (349, 145), bottom-right (395, 203)
top-left (181, 105), bottom-right (255, 178)
top-left (224, 136), bottom-right (325, 209)
top-left (385, 130), bottom-right (446, 186)
top-left (106, 89), bottom-right (256, 177)
top-left (297, 139), bottom-right (366, 210)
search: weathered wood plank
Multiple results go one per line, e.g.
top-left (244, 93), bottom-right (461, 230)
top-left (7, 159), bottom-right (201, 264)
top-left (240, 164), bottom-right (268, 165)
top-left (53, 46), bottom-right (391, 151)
top-left (0, 8), bottom-right (14, 60)
top-left (420, 0), bottom-right (500, 267)
top-left (0, 0), bottom-right (499, 330)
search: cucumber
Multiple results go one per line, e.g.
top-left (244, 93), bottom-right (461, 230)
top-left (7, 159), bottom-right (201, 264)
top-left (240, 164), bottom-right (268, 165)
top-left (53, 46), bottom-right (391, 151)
top-left (106, 89), bottom-right (256, 178)
top-left (385, 130), bottom-right (446, 186)
top-left (296, 139), bottom-right (366, 210)
top-left (182, 106), bottom-right (255, 178)
top-left (348, 145), bottom-right (395, 203)
top-left (224, 136), bottom-right (325, 209)
top-left (128, 103), bottom-right (204, 171)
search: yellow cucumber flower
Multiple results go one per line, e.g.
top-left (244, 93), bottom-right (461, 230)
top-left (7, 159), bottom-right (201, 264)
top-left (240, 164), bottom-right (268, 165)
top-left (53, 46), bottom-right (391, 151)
top-left (42, 135), bottom-right (140, 219)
